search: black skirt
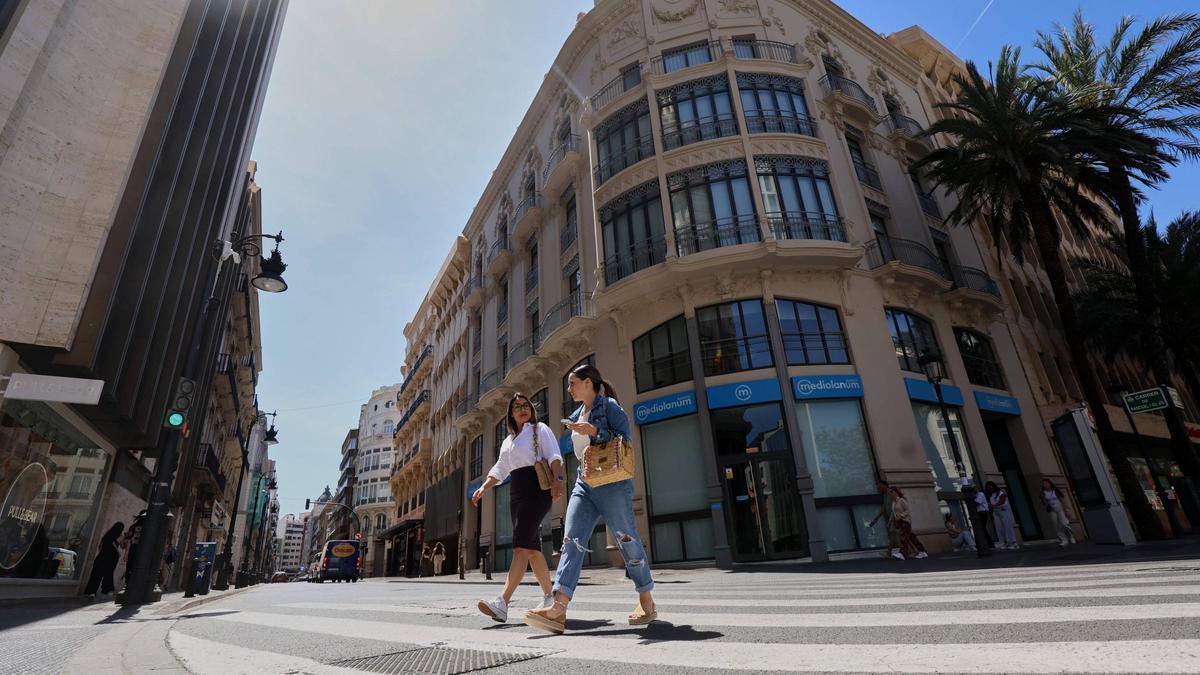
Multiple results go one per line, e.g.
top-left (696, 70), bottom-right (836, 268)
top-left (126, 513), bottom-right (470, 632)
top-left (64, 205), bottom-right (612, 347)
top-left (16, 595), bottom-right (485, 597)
top-left (509, 466), bottom-right (552, 551)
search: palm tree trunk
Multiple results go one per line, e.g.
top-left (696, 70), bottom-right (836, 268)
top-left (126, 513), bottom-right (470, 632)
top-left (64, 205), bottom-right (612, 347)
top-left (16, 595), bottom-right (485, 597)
top-left (1028, 192), bottom-right (1165, 539)
top-left (1112, 174), bottom-right (1200, 487)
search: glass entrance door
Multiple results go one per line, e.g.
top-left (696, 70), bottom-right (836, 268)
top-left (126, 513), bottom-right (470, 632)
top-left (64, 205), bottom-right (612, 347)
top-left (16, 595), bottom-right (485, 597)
top-left (721, 455), bottom-right (808, 561)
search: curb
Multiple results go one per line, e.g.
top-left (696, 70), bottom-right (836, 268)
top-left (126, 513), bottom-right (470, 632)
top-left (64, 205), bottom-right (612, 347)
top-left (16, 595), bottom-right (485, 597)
top-left (156, 584), bottom-right (256, 615)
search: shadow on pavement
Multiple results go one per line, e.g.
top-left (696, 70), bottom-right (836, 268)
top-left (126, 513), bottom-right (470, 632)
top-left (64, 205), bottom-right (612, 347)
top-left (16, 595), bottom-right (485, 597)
top-left (559, 620), bottom-right (723, 644)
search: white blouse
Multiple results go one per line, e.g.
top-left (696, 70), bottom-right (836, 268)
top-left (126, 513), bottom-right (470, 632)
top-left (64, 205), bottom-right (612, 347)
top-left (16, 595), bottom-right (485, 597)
top-left (487, 422), bottom-right (563, 483)
top-left (570, 407), bottom-right (592, 457)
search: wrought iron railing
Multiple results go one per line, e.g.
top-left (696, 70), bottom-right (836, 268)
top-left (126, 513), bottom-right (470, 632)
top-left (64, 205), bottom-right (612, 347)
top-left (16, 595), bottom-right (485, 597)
top-left (539, 289), bottom-right (592, 342)
top-left (594, 136), bottom-right (655, 185)
top-left (398, 346), bottom-right (433, 398)
top-left (732, 39), bottom-right (797, 64)
top-left (603, 237), bottom-right (667, 285)
top-left (462, 274), bottom-right (483, 301)
top-left (865, 234), bottom-right (948, 279)
top-left (918, 192), bottom-right (942, 218)
top-left (543, 135), bottom-right (580, 182)
top-left (766, 212), bottom-right (847, 242)
top-left (854, 161), bottom-right (882, 190)
top-left (649, 40), bottom-right (722, 76)
top-left (674, 215), bottom-right (760, 256)
top-left (393, 390), bottom-right (430, 438)
top-left (661, 116), bottom-right (739, 151)
top-left (486, 237), bottom-right (510, 268)
top-left (196, 443), bottom-right (226, 493)
top-left (524, 265), bottom-right (538, 293)
top-left (505, 336), bottom-right (535, 373)
top-left (480, 368), bottom-right (502, 396)
top-left (818, 74), bottom-right (879, 115)
top-left (950, 264), bottom-right (1001, 298)
top-left (513, 194), bottom-right (543, 224)
top-left (589, 68), bottom-right (642, 112)
top-left (884, 113), bottom-right (927, 143)
top-left (560, 218), bottom-right (577, 252)
top-left (743, 109), bottom-right (816, 137)
top-left (454, 392), bottom-right (478, 419)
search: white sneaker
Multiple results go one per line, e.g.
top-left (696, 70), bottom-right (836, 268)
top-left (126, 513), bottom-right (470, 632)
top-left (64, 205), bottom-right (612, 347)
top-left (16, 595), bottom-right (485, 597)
top-left (477, 596), bottom-right (508, 623)
top-left (915, 551), bottom-right (928, 559)
top-left (891, 550), bottom-right (905, 560)
top-left (539, 595), bottom-right (554, 610)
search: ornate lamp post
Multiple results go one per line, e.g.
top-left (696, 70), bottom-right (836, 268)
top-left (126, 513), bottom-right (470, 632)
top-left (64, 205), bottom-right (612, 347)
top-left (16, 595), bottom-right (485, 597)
top-left (918, 349), bottom-right (970, 488)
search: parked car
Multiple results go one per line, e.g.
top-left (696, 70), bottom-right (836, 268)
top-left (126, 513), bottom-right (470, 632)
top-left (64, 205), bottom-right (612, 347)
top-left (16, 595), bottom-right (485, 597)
top-left (270, 571), bottom-right (289, 583)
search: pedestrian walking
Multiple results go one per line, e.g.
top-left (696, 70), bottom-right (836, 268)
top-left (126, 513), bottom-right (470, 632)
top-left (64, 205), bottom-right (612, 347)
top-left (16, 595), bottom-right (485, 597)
top-left (159, 535), bottom-right (177, 592)
top-left (418, 544), bottom-right (431, 578)
top-left (867, 479), bottom-right (901, 559)
top-left (524, 364), bottom-right (656, 634)
top-left (944, 513), bottom-right (976, 551)
top-left (472, 393), bottom-right (565, 623)
top-left (963, 484), bottom-right (992, 557)
top-left (121, 510), bottom-right (147, 585)
top-left (889, 487), bottom-right (928, 559)
top-left (431, 542), bottom-right (446, 576)
top-left (986, 481), bottom-right (1018, 549)
top-left (83, 522), bottom-right (123, 599)
top-left (1041, 479), bottom-right (1077, 546)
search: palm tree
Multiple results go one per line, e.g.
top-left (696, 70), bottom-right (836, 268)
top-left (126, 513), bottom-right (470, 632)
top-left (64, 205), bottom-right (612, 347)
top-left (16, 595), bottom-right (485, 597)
top-left (1074, 212), bottom-right (1200, 401)
top-left (1035, 12), bottom-right (1200, 482)
top-left (910, 47), bottom-right (1166, 538)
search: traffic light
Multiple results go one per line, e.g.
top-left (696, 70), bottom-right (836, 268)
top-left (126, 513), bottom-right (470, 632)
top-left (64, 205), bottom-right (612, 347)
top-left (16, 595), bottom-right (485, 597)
top-left (164, 377), bottom-right (197, 430)
top-left (305, 499), bottom-right (311, 510)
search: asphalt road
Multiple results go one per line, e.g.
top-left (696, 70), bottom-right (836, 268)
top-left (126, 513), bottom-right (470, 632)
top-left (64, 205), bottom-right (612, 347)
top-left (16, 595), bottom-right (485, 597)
top-left (4, 545), bottom-right (1199, 673)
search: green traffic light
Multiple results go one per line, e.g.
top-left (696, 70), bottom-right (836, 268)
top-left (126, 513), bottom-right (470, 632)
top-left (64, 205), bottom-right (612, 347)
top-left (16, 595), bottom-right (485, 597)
top-left (167, 412), bottom-right (185, 428)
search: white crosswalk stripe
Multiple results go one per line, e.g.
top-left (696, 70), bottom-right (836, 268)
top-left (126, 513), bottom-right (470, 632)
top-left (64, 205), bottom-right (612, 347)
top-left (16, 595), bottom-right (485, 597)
top-left (168, 557), bottom-right (1200, 673)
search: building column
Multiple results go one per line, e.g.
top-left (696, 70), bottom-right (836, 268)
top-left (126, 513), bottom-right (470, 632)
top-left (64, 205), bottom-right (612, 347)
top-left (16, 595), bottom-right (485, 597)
top-left (760, 272), bottom-right (827, 562)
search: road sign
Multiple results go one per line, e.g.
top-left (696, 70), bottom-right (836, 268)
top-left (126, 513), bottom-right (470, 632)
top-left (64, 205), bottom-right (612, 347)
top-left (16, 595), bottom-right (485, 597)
top-left (1123, 388), bottom-right (1168, 414)
top-left (1, 373), bottom-right (104, 405)
top-left (1164, 386), bottom-right (1184, 409)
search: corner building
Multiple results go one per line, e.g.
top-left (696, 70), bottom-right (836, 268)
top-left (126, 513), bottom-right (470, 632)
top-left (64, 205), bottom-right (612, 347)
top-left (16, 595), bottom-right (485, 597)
top-left (410, 0), bottom-right (1087, 570)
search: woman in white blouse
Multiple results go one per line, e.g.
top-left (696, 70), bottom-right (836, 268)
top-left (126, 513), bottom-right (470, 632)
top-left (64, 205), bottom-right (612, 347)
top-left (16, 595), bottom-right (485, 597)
top-left (471, 393), bottom-right (564, 623)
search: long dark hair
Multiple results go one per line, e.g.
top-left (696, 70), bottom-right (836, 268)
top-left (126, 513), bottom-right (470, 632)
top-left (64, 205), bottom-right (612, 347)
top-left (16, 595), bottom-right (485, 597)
top-left (506, 393), bottom-right (536, 436)
top-left (101, 522), bottom-right (124, 545)
top-left (1041, 479), bottom-right (1063, 500)
top-left (571, 364), bottom-right (618, 404)
top-left (984, 481), bottom-right (999, 496)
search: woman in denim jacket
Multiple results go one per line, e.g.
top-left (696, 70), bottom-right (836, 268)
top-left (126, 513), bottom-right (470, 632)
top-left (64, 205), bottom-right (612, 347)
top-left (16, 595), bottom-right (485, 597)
top-left (524, 364), bottom-right (657, 634)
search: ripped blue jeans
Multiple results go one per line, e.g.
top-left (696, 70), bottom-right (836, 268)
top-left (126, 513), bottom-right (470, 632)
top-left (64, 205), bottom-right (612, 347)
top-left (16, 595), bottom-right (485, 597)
top-left (552, 478), bottom-right (654, 599)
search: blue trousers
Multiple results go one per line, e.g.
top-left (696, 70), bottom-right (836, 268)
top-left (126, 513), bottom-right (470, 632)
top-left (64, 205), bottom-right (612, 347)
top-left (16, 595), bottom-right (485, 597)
top-left (552, 478), bottom-right (654, 598)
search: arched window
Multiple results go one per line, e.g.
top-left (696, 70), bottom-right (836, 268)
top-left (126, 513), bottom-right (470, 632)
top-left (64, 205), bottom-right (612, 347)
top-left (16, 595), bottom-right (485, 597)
top-left (362, 517), bottom-right (371, 536)
top-left (884, 308), bottom-right (938, 373)
top-left (955, 328), bottom-right (1006, 389)
top-left (375, 513), bottom-right (387, 531)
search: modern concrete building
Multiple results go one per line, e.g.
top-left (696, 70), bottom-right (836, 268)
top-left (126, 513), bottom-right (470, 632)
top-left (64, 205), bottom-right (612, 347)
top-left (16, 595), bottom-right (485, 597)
top-left (0, 0), bottom-right (286, 599)
top-left (278, 514), bottom-right (305, 574)
top-left (380, 0), bottom-right (1200, 575)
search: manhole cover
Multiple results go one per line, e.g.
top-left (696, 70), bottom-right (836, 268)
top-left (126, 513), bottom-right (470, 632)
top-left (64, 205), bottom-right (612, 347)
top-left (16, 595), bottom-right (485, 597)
top-left (331, 645), bottom-right (551, 674)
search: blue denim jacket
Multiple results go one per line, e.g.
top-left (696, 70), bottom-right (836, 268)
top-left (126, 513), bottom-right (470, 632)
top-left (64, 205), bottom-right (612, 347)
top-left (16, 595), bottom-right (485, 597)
top-left (568, 395), bottom-right (631, 446)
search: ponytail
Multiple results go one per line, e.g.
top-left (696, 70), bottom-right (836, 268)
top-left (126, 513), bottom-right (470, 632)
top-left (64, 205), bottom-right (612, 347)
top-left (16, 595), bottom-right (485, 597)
top-left (571, 364), bottom-right (618, 404)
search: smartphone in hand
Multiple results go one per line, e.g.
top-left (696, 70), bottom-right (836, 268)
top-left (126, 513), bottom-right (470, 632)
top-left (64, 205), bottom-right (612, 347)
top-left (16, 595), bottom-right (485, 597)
top-left (560, 419), bottom-right (574, 426)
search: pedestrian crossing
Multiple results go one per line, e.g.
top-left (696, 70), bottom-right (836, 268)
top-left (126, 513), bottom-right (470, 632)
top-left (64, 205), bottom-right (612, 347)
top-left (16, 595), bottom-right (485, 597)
top-left (166, 556), bottom-right (1200, 673)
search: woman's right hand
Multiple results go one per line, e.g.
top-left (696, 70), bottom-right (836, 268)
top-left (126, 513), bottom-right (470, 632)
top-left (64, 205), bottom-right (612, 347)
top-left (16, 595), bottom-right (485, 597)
top-left (471, 486), bottom-right (485, 506)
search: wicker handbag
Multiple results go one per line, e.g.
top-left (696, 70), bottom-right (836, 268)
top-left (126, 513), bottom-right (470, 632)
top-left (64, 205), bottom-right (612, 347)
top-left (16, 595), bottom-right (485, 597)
top-left (582, 436), bottom-right (635, 487)
top-left (530, 423), bottom-right (553, 492)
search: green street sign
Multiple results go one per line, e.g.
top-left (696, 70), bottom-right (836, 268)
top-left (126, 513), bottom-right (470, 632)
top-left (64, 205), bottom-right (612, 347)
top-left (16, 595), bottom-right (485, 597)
top-left (1124, 387), bottom-right (1168, 414)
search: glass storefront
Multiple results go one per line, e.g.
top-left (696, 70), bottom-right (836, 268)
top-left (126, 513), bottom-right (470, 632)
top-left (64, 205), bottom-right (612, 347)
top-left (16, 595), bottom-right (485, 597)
top-left (493, 482), bottom-right (512, 572)
top-left (1, 398), bottom-right (110, 583)
top-left (641, 414), bottom-right (713, 563)
top-left (912, 403), bottom-right (976, 527)
top-left (795, 399), bottom-right (887, 552)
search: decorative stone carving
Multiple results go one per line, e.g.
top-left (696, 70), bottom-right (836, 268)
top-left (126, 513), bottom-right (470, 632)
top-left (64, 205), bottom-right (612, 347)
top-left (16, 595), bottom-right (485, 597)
top-left (608, 14), bottom-right (644, 48)
top-left (719, 0), bottom-right (757, 15)
top-left (805, 26), bottom-right (854, 78)
top-left (766, 6), bottom-right (785, 35)
top-left (589, 52), bottom-right (605, 85)
top-left (652, 0), bottom-right (702, 23)
top-left (715, 273), bottom-right (735, 299)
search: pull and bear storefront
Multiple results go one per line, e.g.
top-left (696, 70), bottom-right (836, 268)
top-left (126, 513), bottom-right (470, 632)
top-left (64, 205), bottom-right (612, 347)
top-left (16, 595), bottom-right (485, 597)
top-left (633, 371), bottom-right (1033, 567)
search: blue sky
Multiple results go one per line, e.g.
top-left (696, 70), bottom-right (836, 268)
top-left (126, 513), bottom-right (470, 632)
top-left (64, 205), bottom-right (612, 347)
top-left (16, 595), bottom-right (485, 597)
top-left (251, 1), bottom-right (1199, 517)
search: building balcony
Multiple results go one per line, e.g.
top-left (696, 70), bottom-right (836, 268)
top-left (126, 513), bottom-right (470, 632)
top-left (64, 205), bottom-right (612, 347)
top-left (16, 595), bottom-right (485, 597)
top-left (602, 237), bottom-right (667, 286)
top-left (588, 67), bottom-right (644, 114)
top-left (661, 115), bottom-right (739, 152)
top-left (853, 160), bottom-right (883, 191)
top-left (882, 113), bottom-right (931, 155)
top-left (674, 215), bottom-right (761, 257)
top-left (649, 40), bottom-right (723, 77)
top-left (536, 289), bottom-right (595, 359)
top-left (865, 235), bottom-right (952, 289)
top-left (744, 109), bottom-right (817, 137)
top-left (503, 334), bottom-right (539, 386)
top-left (393, 389), bottom-right (431, 440)
top-left (948, 264), bottom-right (1004, 313)
top-left (195, 443), bottom-right (227, 493)
top-left (542, 134), bottom-right (581, 194)
top-left (732, 38), bottom-right (797, 64)
top-left (594, 136), bottom-right (655, 186)
top-left (454, 391), bottom-right (479, 422)
top-left (819, 74), bottom-right (881, 124)
top-left (463, 274), bottom-right (485, 309)
top-left (510, 194), bottom-right (544, 243)
top-left (917, 192), bottom-right (943, 219)
top-left (398, 345), bottom-right (433, 400)
top-left (766, 212), bottom-right (862, 268)
top-left (485, 237), bottom-right (511, 278)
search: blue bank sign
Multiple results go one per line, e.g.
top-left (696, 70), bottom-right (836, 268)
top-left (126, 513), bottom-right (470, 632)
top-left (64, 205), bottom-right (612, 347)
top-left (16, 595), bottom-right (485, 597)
top-left (974, 391), bottom-right (1021, 416)
top-left (707, 378), bottom-right (782, 409)
top-left (791, 374), bottom-right (864, 400)
top-left (633, 390), bottom-right (697, 424)
top-left (904, 377), bottom-right (965, 406)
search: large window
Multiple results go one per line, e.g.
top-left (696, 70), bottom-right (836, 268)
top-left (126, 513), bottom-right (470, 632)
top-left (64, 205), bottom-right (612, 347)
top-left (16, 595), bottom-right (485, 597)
top-left (697, 299), bottom-right (773, 376)
top-left (669, 160), bottom-right (757, 256)
top-left (955, 328), bottom-right (1005, 390)
top-left (660, 41), bottom-right (714, 74)
top-left (846, 127), bottom-right (881, 190)
top-left (563, 355), bottom-right (594, 417)
top-left (642, 415), bottom-right (713, 562)
top-left (560, 192), bottom-right (577, 252)
top-left (497, 277), bottom-right (508, 326)
top-left (711, 403), bottom-right (790, 456)
top-left (737, 73), bottom-right (815, 136)
top-left (530, 388), bottom-right (549, 426)
top-left (633, 316), bottom-right (692, 392)
top-left (469, 435), bottom-right (483, 479)
top-left (595, 100), bottom-right (653, 184)
top-left (795, 400), bottom-right (887, 552)
top-left (755, 156), bottom-right (843, 241)
top-left (777, 300), bottom-right (849, 365)
top-left (885, 308), bottom-right (939, 373)
top-left (912, 403), bottom-right (977, 493)
top-left (600, 181), bottom-right (666, 284)
top-left (658, 76), bottom-right (737, 151)
top-left (494, 419), bottom-right (507, 456)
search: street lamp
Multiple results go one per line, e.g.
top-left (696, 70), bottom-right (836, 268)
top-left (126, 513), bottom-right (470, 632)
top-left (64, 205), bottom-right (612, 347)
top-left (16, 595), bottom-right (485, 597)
top-left (918, 349), bottom-right (970, 488)
top-left (215, 231), bottom-right (289, 294)
top-left (214, 410), bottom-right (278, 590)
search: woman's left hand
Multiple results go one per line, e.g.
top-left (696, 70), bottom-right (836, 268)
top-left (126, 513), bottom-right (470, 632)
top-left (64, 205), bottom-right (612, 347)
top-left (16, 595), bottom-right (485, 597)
top-left (551, 480), bottom-right (564, 502)
top-left (566, 421), bottom-right (597, 436)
